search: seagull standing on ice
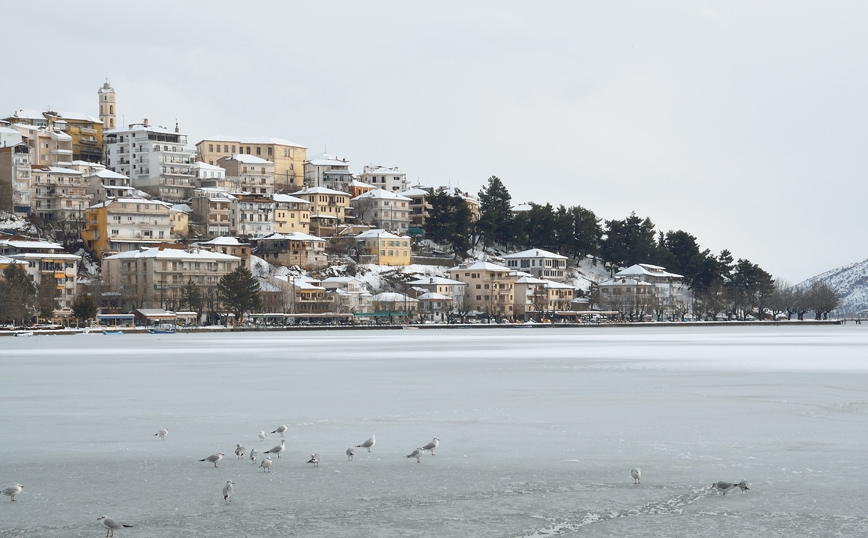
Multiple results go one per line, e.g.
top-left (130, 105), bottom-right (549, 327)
top-left (260, 457), bottom-right (273, 472)
top-left (235, 444), bottom-right (245, 458)
top-left (631, 468), bottom-right (642, 485)
top-left (258, 430), bottom-right (267, 441)
top-left (346, 447), bottom-right (355, 461)
top-left (250, 448), bottom-right (259, 464)
top-left (271, 425), bottom-right (288, 437)
top-left (2, 484), bottom-right (22, 501)
top-left (199, 453), bottom-right (224, 468)
top-left (307, 453), bottom-right (321, 467)
top-left (356, 434), bottom-right (376, 453)
top-left (738, 480), bottom-right (750, 493)
top-left (406, 448), bottom-right (425, 463)
top-left (97, 515), bottom-right (133, 537)
top-left (154, 428), bottom-right (168, 440)
top-left (266, 440), bottom-right (285, 458)
top-left (223, 480), bottom-right (235, 502)
top-left (421, 437), bottom-right (439, 455)
top-left (712, 481), bottom-right (738, 495)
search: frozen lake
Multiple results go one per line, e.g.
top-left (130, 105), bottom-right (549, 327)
top-left (2, 325), bottom-right (867, 537)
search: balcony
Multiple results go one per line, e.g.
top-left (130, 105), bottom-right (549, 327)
top-left (51, 148), bottom-right (73, 155)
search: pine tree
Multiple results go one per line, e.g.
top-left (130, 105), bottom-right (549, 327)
top-left (217, 267), bottom-right (261, 324)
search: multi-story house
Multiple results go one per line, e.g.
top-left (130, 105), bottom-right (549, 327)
top-left (304, 153), bottom-right (352, 190)
top-left (598, 264), bottom-right (691, 320)
top-left (270, 274), bottom-right (331, 314)
top-left (358, 165), bottom-right (407, 193)
top-left (293, 186), bottom-right (351, 236)
top-left (102, 245), bottom-right (242, 311)
top-left (216, 154), bottom-right (275, 195)
top-left (257, 232), bottom-right (327, 270)
top-left (350, 189), bottom-right (412, 234)
top-left (11, 122), bottom-right (73, 168)
top-left (197, 237), bottom-right (251, 269)
top-left (320, 276), bottom-right (371, 314)
top-left (415, 292), bottom-right (453, 323)
top-left (406, 276), bottom-right (466, 312)
top-left (4, 109), bottom-right (101, 163)
top-left (503, 248), bottom-right (569, 282)
top-left (83, 198), bottom-right (174, 259)
top-left (0, 237), bottom-right (80, 312)
top-left (192, 188), bottom-right (237, 237)
top-left (85, 167), bottom-right (139, 202)
top-left (448, 261), bottom-right (517, 319)
top-left (169, 204), bottom-right (191, 238)
top-left (196, 136), bottom-right (306, 192)
top-left (0, 142), bottom-right (32, 215)
top-left (233, 193), bottom-right (274, 238)
top-left (104, 120), bottom-right (196, 202)
top-left (354, 229), bottom-right (411, 266)
top-left (514, 275), bottom-right (574, 319)
top-left (401, 186), bottom-right (431, 230)
top-left (30, 165), bottom-right (92, 222)
top-left (273, 193), bottom-right (310, 234)
top-left (192, 161), bottom-right (228, 190)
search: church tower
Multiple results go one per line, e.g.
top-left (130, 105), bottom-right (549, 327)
top-left (98, 80), bottom-right (116, 130)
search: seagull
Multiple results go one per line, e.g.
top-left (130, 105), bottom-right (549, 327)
top-left (307, 453), bottom-right (321, 467)
top-left (235, 444), bottom-right (245, 458)
top-left (250, 448), bottom-right (259, 464)
top-left (2, 484), bottom-right (22, 501)
top-left (199, 453), bottom-right (224, 468)
top-left (223, 480), bottom-right (235, 502)
top-left (356, 434), bottom-right (376, 453)
top-left (97, 515), bottom-right (133, 537)
top-left (421, 437), bottom-right (440, 455)
top-left (154, 428), bottom-right (168, 440)
top-left (271, 425), bottom-right (288, 437)
top-left (346, 447), bottom-right (355, 461)
top-left (712, 481), bottom-right (738, 495)
top-left (258, 430), bottom-right (267, 442)
top-left (265, 440), bottom-right (285, 458)
top-left (406, 448), bottom-right (425, 463)
top-left (260, 457), bottom-right (273, 473)
top-left (738, 480), bottom-right (750, 493)
top-left (631, 468), bottom-right (642, 485)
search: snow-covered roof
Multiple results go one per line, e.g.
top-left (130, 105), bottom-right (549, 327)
top-left (401, 187), bottom-right (430, 197)
top-left (416, 292), bottom-right (452, 301)
top-left (615, 264), bottom-right (683, 279)
top-left (193, 161), bottom-right (225, 171)
top-left (88, 198), bottom-right (171, 209)
top-left (355, 229), bottom-right (408, 240)
top-left (448, 260), bottom-right (512, 272)
top-left (260, 232), bottom-right (325, 242)
top-left (272, 194), bottom-right (310, 205)
top-left (92, 169), bottom-right (129, 180)
top-left (0, 239), bottom-right (64, 251)
top-left (57, 111), bottom-right (103, 124)
top-left (7, 252), bottom-right (81, 260)
top-left (221, 154), bottom-right (273, 164)
top-left (294, 186), bottom-right (349, 197)
top-left (370, 292), bottom-right (418, 303)
top-left (199, 237), bottom-right (249, 246)
top-left (351, 189), bottom-right (412, 202)
top-left (515, 275), bottom-right (548, 284)
top-left (105, 124), bottom-right (186, 136)
top-left (406, 276), bottom-right (465, 286)
top-left (171, 204), bottom-right (193, 213)
top-left (201, 136), bottom-right (306, 148)
top-left (104, 247), bottom-right (240, 262)
top-left (503, 248), bottom-right (567, 260)
top-left (306, 153), bottom-right (350, 167)
top-left (362, 165), bottom-right (404, 175)
top-left (349, 179), bottom-right (373, 188)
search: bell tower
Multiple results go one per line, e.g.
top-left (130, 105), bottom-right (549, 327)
top-left (98, 79), bottom-right (116, 130)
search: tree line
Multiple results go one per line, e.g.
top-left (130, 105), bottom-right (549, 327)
top-left (424, 176), bottom-right (840, 320)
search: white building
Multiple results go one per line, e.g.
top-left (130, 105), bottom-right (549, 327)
top-left (192, 188), bottom-right (237, 237)
top-left (0, 238), bottom-right (80, 312)
top-left (503, 248), bottom-right (569, 282)
top-left (192, 161), bottom-right (228, 190)
top-left (233, 194), bottom-right (274, 238)
top-left (217, 154), bottom-right (275, 195)
top-left (598, 264), bottom-right (691, 320)
top-left (358, 165), bottom-right (407, 193)
top-left (304, 153), bottom-right (353, 190)
top-left (104, 120), bottom-right (196, 202)
top-left (350, 188), bottom-right (412, 233)
top-left (321, 276), bottom-right (372, 314)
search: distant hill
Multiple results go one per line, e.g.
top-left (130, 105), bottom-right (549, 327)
top-left (799, 259), bottom-right (868, 315)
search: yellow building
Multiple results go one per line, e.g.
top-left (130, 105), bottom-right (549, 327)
top-left (83, 198), bottom-right (175, 259)
top-left (355, 229), bottom-right (411, 266)
top-left (448, 261), bottom-right (517, 318)
top-left (273, 194), bottom-right (311, 233)
top-left (292, 186), bottom-right (350, 236)
top-left (196, 137), bottom-right (307, 192)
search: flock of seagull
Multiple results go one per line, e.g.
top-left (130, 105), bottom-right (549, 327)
top-left (1, 425), bottom-right (750, 536)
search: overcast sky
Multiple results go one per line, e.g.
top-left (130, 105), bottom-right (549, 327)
top-left (4, 2), bottom-right (867, 283)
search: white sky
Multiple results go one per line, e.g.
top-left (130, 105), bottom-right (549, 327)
top-left (3, 2), bottom-right (867, 283)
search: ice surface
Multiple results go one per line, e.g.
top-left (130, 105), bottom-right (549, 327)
top-left (1, 325), bottom-right (867, 537)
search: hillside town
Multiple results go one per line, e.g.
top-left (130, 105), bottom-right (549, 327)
top-left (0, 82), bottom-right (836, 329)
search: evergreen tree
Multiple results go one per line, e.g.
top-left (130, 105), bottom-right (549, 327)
top-left (425, 190), bottom-right (472, 259)
top-left (0, 263), bottom-right (37, 324)
top-left (600, 212), bottom-right (659, 271)
top-left (217, 267), bottom-right (261, 323)
top-left (37, 276), bottom-right (59, 320)
top-left (181, 279), bottom-right (203, 314)
top-left (476, 176), bottom-right (514, 250)
top-left (72, 293), bottom-right (97, 323)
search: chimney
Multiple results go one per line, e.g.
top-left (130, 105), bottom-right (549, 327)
top-left (175, 121), bottom-right (179, 133)
top-left (143, 118), bottom-right (149, 127)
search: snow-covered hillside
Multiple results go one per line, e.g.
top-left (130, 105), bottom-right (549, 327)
top-left (799, 258), bottom-right (868, 315)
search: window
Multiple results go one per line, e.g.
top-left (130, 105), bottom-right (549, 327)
top-left (223, 145), bottom-right (228, 152)
top-left (231, 145), bottom-right (236, 153)
top-left (209, 144), bottom-right (214, 152)
top-left (216, 145), bottom-right (221, 153)
top-left (111, 229), bottom-right (119, 236)
top-left (256, 147), bottom-right (261, 156)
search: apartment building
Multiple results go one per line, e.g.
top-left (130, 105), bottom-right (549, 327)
top-left (598, 264), bottom-right (691, 320)
top-left (354, 229), bottom-right (411, 266)
top-left (4, 109), bottom-right (101, 163)
top-left (350, 189), bottom-right (412, 233)
top-left (304, 153), bottom-right (352, 190)
top-left (234, 193), bottom-right (274, 238)
top-left (83, 198), bottom-right (174, 259)
top-left (192, 161), bottom-right (228, 190)
top-left (448, 261), bottom-right (517, 318)
top-left (293, 186), bottom-right (351, 236)
top-left (102, 245), bottom-right (242, 311)
top-left (257, 232), bottom-right (327, 270)
top-left (273, 193), bottom-right (311, 234)
top-left (358, 165), bottom-right (407, 193)
top-left (198, 237), bottom-right (251, 269)
top-left (0, 142), bottom-right (32, 215)
top-left (11, 122), bottom-right (73, 169)
top-left (216, 154), bottom-right (275, 195)
top-left (503, 248), bottom-right (569, 282)
top-left (192, 188), bottom-right (237, 237)
top-left (0, 238), bottom-right (80, 311)
top-left (321, 276), bottom-right (371, 314)
top-left (30, 165), bottom-right (92, 222)
top-left (196, 136), bottom-right (306, 192)
top-left (104, 120), bottom-right (196, 202)
top-left (513, 275), bottom-right (574, 319)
